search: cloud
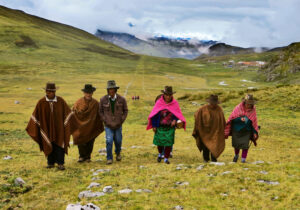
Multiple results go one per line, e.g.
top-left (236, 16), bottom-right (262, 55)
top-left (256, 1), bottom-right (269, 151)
top-left (0, 0), bottom-right (299, 47)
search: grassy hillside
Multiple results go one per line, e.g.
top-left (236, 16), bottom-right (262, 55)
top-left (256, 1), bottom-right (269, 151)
top-left (260, 42), bottom-right (300, 83)
top-left (0, 6), bottom-right (299, 210)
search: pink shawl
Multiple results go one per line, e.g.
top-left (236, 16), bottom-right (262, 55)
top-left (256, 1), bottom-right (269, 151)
top-left (225, 102), bottom-right (258, 138)
top-left (147, 96), bottom-right (186, 130)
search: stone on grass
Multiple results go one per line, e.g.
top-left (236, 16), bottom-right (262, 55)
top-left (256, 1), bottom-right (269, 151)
top-left (259, 171), bottom-right (268, 175)
top-left (220, 193), bottom-right (228, 196)
top-left (135, 189), bottom-right (152, 193)
top-left (98, 148), bottom-right (106, 153)
top-left (221, 171), bottom-right (232, 175)
top-left (139, 165), bottom-right (146, 169)
top-left (103, 186), bottom-right (113, 193)
top-left (99, 153), bottom-right (106, 156)
top-left (175, 181), bottom-right (189, 186)
top-left (257, 180), bottom-right (280, 185)
top-left (176, 166), bottom-right (182, 170)
top-left (241, 189), bottom-right (247, 192)
top-left (14, 100), bottom-right (20, 104)
top-left (271, 196), bottom-right (279, 201)
top-left (210, 162), bottom-right (225, 166)
top-left (118, 189), bottom-right (132, 194)
top-left (14, 177), bottom-right (25, 187)
top-left (66, 203), bottom-right (100, 210)
top-left (87, 182), bottom-right (100, 189)
top-left (78, 191), bottom-right (105, 199)
top-left (252, 160), bottom-right (264, 164)
top-left (174, 206), bottom-right (184, 210)
top-left (3, 155), bottom-right (12, 160)
top-left (196, 165), bottom-right (204, 171)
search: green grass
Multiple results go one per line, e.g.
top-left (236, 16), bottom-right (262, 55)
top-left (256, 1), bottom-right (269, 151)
top-left (0, 6), bottom-right (300, 210)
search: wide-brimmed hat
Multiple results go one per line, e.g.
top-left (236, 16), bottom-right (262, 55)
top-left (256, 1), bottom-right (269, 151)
top-left (43, 82), bottom-right (58, 91)
top-left (243, 94), bottom-right (257, 105)
top-left (206, 94), bottom-right (221, 104)
top-left (82, 84), bottom-right (96, 93)
top-left (161, 86), bottom-right (176, 95)
top-left (106, 80), bottom-right (119, 89)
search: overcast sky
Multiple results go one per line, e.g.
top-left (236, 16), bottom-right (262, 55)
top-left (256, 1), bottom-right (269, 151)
top-left (1, 0), bottom-right (299, 47)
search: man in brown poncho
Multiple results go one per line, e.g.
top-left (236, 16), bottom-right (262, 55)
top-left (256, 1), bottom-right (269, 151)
top-left (72, 84), bottom-right (104, 163)
top-left (26, 83), bottom-right (74, 170)
top-left (192, 95), bottom-right (226, 162)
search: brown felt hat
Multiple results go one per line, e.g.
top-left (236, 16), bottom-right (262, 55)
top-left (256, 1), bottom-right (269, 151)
top-left (161, 86), bottom-right (176, 95)
top-left (206, 94), bottom-right (221, 104)
top-left (82, 84), bottom-right (96, 93)
top-left (242, 94), bottom-right (257, 105)
top-left (43, 82), bottom-right (58, 91)
top-left (106, 80), bottom-right (119, 89)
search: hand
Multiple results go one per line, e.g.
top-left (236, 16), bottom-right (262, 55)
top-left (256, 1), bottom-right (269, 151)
top-left (241, 117), bottom-right (245, 122)
top-left (253, 133), bottom-right (258, 140)
top-left (153, 128), bottom-right (157, 132)
top-left (171, 120), bottom-right (176, 127)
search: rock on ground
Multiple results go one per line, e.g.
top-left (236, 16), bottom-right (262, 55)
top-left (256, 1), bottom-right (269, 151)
top-left (3, 155), bottom-right (12, 160)
top-left (103, 186), bottom-right (113, 193)
top-left (210, 162), bottom-right (225, 166)
top-left (78, 191), bottom-right (105, 199)
top-left (118, 189), bottom-right (133, 194)
top-left (14, 177), bottom-right (25, 186)
top-left (66, 203), bottom-right (100, 210)
top-left (135, 189), bottom-right (152, 193)
top-left (87, 182), bottom-right (100, 189)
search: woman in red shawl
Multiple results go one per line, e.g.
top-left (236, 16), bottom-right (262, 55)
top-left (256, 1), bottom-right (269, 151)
top-left (225, 94), bottom-right (259, 163)
top-left (147, 86), bottom-right (186, 164)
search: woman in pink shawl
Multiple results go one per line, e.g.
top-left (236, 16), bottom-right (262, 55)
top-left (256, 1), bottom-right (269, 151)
top-left (147, 86), bottom-right (186, 164)
top-left (225, 94), bottom-right (259, 163)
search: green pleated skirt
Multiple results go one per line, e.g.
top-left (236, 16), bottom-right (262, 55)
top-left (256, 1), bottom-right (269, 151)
top-left (153, 127), bottom-right (175, 146)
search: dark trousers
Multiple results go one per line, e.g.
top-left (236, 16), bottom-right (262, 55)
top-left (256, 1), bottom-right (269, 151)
top-left (47, 143), bottom-right (65, 165)
top-left (199, 140), bottom-right (217, 162)
top-left (78, 138), bottom-right (95, 160)
top-left (158, 146), bottom-right (172, 159)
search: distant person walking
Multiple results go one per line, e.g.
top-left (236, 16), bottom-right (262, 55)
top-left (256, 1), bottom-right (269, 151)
top-left (192, 95), bottom-right (226, 162)
top-left (72, 84), bottom-right (104, 163)
top-left (147, 86), bottom-right (186, 164)
top-left (26, 83), bottom-right (75, 170)
top-left (225, 94), bottom-right (259, 163)
top-left (99, 80), bottom-right (128, 165)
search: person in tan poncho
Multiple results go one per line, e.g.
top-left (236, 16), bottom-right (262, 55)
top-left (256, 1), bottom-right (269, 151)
top-left (26, 83), bottom-right (75, 170)
top-left (192, 95), bottom-right (226, 162)
top-left (72, 84), bottom-right (104, 163)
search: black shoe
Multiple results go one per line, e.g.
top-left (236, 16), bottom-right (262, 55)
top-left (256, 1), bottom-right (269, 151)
top-left (78, 157), bottom-right (85, 163)
top-left (233, 156), bottom-right (239, 162)
top-left (46, 164), bottom-right (54, 169)
top-left (57, 165), bottom-right (65, 170)
top-left (157, 156), bottom-right (162, 163)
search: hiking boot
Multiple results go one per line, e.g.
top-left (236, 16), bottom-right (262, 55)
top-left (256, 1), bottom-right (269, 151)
top-left (241, 158), bottom-right (246, 163)
top-left (78, 157), bottom-right (85, 163)
top-left (233, 155), bottom-right (239, 162)
top-left (107, 159), bottom-right (113, 165)
top-left (116, 154), bottom-right (122, 161)
top-left (46, 164), bottom-right (54, 169)
top-left (85, 158), bottom-right (91, 163)
top-left (164, 159), bottom-right (170, 164)
top-left (57, 165), bottom-right (65, 170)
top-left (157, 156), bottom-right (162, 163)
